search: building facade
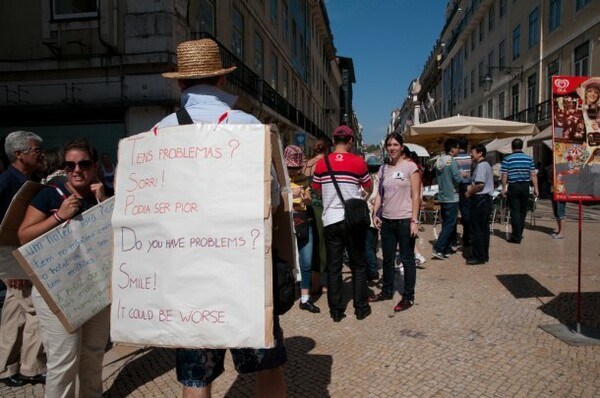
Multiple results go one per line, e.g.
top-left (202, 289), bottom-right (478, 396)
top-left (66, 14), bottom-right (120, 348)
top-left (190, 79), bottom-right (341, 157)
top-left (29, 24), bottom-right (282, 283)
top-left (395, 0), bottom-right (600, 161)
top-left (0, 0), bottom-right (358, 157)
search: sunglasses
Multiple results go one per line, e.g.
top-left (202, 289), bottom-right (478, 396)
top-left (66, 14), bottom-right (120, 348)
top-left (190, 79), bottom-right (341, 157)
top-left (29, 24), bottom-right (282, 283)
top-left (64, 160), bottom-right (94, 172)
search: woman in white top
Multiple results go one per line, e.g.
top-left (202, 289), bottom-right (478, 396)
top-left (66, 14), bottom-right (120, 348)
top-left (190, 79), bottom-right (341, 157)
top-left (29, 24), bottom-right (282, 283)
top-left (371, 133), bottom-right (421, 312)
top-left (19, 138), bottom-right (110, 398)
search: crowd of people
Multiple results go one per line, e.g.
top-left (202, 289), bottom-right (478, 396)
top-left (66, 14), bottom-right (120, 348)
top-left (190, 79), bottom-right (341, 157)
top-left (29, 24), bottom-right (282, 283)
top-left (0, 37), bottom-right (558, 398)
top-left (0, 132), bottom-right (114, 396)
top-left (427, 136), bottom-right (543, 265)
top-left (286, 133), bottom-right (543, 320)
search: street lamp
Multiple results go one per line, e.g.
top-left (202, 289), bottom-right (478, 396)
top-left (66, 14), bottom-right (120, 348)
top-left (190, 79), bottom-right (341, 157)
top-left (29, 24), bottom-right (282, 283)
top-left (481, 66), bottom-right (523, 92)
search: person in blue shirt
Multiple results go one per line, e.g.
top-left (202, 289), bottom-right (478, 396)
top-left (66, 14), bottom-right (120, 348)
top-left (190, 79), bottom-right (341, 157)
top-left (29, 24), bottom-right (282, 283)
top-left (500, 138), bottom-right (539, 244)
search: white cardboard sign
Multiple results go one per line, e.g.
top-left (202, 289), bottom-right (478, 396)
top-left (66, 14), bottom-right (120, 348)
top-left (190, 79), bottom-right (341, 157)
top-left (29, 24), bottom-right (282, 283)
top-left (13, 197), bottom-right (114, 332)
top-left (110, 124), bottom-right (274, 349)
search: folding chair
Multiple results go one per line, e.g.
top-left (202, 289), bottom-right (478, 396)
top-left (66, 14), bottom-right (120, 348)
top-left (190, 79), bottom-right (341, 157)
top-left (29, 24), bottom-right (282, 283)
top-left (527, 195), bottom-right (537, 226)
top-left (419, 196), bottom-right (440, 228)
top-left (490, 194), bottom-right (504, 232)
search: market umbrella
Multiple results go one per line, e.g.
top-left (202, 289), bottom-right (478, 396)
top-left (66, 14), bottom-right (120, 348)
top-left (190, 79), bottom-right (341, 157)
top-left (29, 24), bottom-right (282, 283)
top-left (406, 115), bottom-right (539, 150)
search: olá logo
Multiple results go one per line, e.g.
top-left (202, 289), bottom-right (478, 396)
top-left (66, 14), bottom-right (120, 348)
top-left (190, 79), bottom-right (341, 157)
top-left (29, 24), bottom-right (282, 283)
top-left (555, 79), bottom-right (570, 93)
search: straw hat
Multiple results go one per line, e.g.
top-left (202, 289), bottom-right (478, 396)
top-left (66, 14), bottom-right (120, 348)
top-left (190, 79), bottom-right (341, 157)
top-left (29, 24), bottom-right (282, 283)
top-left (162, 39), bottom-right (237, 79)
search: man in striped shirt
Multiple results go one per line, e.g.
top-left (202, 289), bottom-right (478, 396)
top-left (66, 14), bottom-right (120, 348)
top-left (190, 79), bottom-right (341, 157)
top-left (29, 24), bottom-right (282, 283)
top-left (312, 125), bottom-right (372, 322)
top-left (500, 138), bottom-right (539, 243)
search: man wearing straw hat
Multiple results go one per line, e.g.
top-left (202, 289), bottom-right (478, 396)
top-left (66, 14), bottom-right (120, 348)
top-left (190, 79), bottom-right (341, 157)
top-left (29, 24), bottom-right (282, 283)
top-left (155, 38), bottom-right (259, 128)
top-left (155, 38), bottom-right (286, 398)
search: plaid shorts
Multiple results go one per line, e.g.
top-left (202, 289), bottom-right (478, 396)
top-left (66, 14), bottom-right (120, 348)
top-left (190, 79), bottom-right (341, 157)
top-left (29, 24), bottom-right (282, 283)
top-left (176, 323), bottom-right (286, 388)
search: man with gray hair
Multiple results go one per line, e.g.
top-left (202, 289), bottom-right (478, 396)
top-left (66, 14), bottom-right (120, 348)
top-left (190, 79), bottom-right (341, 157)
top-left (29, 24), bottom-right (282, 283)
top-left (0, 131), bottom-right (47, 387)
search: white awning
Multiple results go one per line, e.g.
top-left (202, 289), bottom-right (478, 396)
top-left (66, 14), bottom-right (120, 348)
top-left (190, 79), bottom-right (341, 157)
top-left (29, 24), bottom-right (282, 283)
top-left (403, 143), bottom-right (429, 157)
top-left (543, 140), bottom-right (552, 149)
top-left (485, 136), bottom-right (531, 155)
top-left (527, 126), bottom-right (552, 146)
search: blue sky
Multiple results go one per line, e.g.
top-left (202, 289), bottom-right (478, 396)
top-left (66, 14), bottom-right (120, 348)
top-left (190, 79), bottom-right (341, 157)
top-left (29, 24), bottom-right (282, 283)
top-left (325, 1), bottom-right (446, 145)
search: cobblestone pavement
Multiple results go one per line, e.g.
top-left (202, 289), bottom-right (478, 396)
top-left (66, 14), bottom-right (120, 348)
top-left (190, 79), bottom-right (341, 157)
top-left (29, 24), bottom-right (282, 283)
top-left (2, 200), bottom-right (599, 397)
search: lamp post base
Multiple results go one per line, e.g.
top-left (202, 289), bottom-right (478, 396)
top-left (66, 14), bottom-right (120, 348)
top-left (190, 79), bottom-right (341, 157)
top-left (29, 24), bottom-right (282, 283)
top-left (538, 323), bottom-right (600, 346)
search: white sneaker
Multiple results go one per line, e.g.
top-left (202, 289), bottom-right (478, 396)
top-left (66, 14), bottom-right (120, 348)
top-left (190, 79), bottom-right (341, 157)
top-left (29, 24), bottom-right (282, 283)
top-left (415, 253), bottom-right (426, 265)
top-left (432, 251), bottom-right (446, 260)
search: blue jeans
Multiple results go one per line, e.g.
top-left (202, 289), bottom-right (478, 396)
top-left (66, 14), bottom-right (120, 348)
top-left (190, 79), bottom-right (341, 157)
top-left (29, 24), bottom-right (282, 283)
top-left (365, 227), bottom-right (379, 277)
top-left (552, 200), bottom-right (566, 219)
top-left (380, 218), bottom-right (416, 300)
top-left (297, 226), bottom-right (313, 290)
top-left (434, 202), bottom-right (459, 254)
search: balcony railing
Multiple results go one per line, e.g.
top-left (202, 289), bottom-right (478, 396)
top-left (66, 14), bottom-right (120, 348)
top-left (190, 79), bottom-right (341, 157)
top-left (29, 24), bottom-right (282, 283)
top-left (198, 32), bottom-right (327, 139)
top-left (504, 99), bottom-right (552, 126)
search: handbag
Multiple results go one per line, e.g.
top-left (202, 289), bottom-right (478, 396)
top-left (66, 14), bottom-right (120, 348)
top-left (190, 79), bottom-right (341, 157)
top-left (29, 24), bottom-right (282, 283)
top-left (293, 211), bottom-right (309, 239)
top-left (376, 164), bottom-right (386, 218)
top-left (273, 250), bottom-right (296, 315)
top-left (323, 155), bottom-right (371, 230)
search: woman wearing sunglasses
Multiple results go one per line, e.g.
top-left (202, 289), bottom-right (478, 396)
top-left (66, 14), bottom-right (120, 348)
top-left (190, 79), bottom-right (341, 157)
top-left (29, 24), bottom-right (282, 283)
top-left (18, 138), bottom-right (109, 398)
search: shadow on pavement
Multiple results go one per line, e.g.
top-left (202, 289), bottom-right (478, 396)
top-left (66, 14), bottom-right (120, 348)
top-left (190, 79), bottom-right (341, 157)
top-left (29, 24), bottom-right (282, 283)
top-left (103, 348), bottom-right (175, 397)
top-left (496, 274), bottom-right (555, 299)
top-left (225, 336), bottom-right (332, 397)
top-left (539, 292), bottom-right (600, 330)
top-left (525, 224), bottom-right (557, 235)
top-left (490, 228), bottom-right (510, 238)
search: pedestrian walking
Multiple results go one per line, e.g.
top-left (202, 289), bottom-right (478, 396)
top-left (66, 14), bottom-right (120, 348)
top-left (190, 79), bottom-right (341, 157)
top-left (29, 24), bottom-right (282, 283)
top-left (364, 156), bottom-right (383, 281)
top-left (370, 133), bottom-right (421, 312)
top-left (402, 147), bottom-right (427, 265)
top-left (312, 125), bottom-right (373, 322)
top-left (303, 138), bottom-right (330, 297)
top-left (464, 144), bottom-right (494, 265)
top-left (455, 137), bottom-right (472, 247)
top-left (284, 144), bottom-right (320, 313)
top-left (0, 131), bottom-right (47, 388)
top-left (551, 199), bottom-right (566, 239)
top-left (18, 138), bottom-right (109, 397)
top-left (501, 138), bottom-right (539, 243)
top-left (154, 38), bottom-right (286, 398)
top-left (432, 138), bottom-right (461, 259)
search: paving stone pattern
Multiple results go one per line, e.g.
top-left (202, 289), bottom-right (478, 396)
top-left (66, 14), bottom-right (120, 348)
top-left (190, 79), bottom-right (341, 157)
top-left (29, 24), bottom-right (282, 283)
top-left (1, 200), bottom-right (599, 397)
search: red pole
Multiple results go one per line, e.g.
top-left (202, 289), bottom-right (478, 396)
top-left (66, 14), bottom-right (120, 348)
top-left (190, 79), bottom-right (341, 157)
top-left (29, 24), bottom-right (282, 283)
top-left (577, 200), bottom-right (582, 330)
